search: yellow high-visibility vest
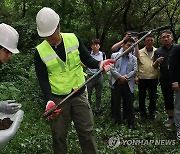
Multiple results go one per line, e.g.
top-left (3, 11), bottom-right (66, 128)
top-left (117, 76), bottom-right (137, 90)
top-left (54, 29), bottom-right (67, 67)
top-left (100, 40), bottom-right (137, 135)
top-left (36, 33), bottom-right (85, 95)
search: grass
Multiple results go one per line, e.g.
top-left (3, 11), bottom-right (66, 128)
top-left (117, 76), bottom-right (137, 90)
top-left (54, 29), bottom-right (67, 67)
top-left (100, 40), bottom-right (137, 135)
top-left (1, 53), bottom-right (180, 154)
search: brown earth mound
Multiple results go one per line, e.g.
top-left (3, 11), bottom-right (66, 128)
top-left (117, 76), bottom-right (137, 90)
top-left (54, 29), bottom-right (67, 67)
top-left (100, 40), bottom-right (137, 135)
top-left (0, 118), bottom-right (13, 130)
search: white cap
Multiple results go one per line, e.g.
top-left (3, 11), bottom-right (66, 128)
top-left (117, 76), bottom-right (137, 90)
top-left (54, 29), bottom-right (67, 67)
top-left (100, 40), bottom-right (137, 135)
top-left (0, 23), bottom-right (19, 53)
top-left (36, 7), bottom-right (60, 37)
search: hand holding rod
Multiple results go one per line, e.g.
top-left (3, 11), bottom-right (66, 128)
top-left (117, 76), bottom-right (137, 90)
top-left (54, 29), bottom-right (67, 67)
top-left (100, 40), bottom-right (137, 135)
top-left (41, 70), bottom-right (102, 118)
top-left (41, 25), bottom-right (169, 118)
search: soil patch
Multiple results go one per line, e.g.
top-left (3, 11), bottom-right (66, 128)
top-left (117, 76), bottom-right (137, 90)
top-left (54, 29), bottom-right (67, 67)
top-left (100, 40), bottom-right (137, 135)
top-left (0, 118), bottom-right (13, 130)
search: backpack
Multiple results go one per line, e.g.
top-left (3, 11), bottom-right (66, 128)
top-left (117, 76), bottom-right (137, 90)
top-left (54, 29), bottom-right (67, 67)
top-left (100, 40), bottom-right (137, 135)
top-left (102, 52), bottom-right (106, 60)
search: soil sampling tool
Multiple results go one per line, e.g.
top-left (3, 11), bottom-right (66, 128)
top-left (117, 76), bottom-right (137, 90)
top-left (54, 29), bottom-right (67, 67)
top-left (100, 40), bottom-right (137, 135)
top-left (41, 25), bottom-right (170, 119)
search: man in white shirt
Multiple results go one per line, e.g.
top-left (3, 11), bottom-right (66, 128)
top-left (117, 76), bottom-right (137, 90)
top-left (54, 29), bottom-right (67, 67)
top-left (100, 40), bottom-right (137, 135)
top-left (86, 38), bottom-right (106, 115)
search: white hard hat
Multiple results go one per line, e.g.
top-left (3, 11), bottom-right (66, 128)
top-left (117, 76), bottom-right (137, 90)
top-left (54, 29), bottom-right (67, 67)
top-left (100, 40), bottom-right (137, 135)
top-left (0, 23), bottom-right (19, 54)
top-left (36, 7), bottom-right (60, 37)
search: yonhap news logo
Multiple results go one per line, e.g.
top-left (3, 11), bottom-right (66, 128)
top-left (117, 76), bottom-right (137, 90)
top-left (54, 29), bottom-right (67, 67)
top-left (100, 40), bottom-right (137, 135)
top-left (108, 136), bottom-right (176, 149)
top-left (108, 136), bottom-right (121, 149)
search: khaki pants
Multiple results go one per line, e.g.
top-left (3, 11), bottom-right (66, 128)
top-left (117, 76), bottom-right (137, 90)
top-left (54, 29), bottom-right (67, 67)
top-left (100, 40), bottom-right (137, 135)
top-left (50, 92), bottom-right (98, 154)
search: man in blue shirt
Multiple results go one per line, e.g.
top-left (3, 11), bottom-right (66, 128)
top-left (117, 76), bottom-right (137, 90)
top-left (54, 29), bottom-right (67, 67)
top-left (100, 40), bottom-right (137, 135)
top-left (110, 37), bottom-right (137, 130)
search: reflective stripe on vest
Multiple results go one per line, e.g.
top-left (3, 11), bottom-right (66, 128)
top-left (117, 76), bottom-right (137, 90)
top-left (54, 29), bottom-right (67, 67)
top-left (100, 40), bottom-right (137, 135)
top-left (36, 33), bottom-right (85, 95)
top-left (42, 45), bottom-right (79, 62)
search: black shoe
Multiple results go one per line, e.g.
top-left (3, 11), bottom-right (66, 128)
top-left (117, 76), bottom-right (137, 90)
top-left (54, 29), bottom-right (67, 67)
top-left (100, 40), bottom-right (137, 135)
top-left (141, 115), bottom-right (147, 121)
top-left (123, 115), bottom-right (127, 120)
top-left (110, 113), bottom-right (115, 119)
top-left (94, 108), bottom-right (101, 116)
top-left (128, 124), bottom-right (135, 130)
top-left (114, 119), bottom-right (121, 125)
top-left (141, 113), bottom-right (147, 122)
top-left (148, 114), bottom-right (155, 120)
top-left (134, 107), bottom-right (140, 112)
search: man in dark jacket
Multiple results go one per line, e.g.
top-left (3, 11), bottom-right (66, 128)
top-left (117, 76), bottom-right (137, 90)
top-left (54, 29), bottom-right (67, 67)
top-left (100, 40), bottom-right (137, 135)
top-left (169, 44), bottom-right (180, 140)
top-left (153, 30), bottom-right (175, 128)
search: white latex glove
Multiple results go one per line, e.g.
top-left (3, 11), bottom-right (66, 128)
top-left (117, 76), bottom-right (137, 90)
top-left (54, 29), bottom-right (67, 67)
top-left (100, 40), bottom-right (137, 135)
top-left (0, 100), bottom-right (21, 114)
top-left (0, 110), bottom-right (24, 150)
top-left (99, 59), bottom-right (115, 72)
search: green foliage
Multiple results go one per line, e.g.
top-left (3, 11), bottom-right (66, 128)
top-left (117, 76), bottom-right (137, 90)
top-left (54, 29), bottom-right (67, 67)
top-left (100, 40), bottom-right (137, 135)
top-left (0, 0), bottom-right (179, 53)
top-left (13, 18), bottom-right (40, 52)
top-left (0, 82), bottom-right (20, 100)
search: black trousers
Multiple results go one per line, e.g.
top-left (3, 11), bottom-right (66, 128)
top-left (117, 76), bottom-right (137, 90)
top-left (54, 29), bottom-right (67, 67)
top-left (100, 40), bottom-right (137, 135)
top-left (110, 88), bottom-right (114, 118)
top-left (87, 74), bottom-right (103, 109)
top-left (113, 82), bottom-right (134, 125)
top-left (160, 78), bottom-right (174, 110)
top-left (138, 79), bottom-right (158, 117)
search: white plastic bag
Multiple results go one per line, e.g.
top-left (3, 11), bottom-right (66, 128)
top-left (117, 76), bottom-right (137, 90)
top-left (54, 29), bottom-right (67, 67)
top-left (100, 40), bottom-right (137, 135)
top-left (0, 110), bottom-right (24, 150)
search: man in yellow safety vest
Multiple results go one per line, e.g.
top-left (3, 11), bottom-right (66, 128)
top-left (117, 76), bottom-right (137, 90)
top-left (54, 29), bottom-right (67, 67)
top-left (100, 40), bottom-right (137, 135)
top-left (35, 7), bottom-right (114, 154)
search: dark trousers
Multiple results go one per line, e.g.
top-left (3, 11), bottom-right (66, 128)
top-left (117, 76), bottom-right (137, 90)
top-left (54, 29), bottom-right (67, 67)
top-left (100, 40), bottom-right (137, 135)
top-left (113, 82), bottom-right (134, 125)
top-left (110, 88), bottom-right (114, 118)
top-left (50, 92), bottom-right (98, 154)
top-left (87, 74), bottom-right (103, 109)
top-left (174, 91), bottom-right (180, 131)
top-left (138, 79), bottom-right (158, 117)
top-left (160, 78), bottom-right (174, 110)
top-left (110, 88), bottom-right (133, 119)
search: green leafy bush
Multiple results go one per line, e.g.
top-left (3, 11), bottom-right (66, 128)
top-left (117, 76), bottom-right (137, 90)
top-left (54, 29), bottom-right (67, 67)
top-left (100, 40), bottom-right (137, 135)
top-left (0, 82), bottom-right (21, 100)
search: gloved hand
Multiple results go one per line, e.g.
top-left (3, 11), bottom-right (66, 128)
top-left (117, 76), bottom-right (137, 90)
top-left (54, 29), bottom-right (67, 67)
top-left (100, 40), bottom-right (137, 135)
top-left (45, 101), bottom-right (61, 120)
top-left (99, 59), bottom-right (116, 72)
top-left (0, 100), bottom-right (21, 114)
top-left (0, 110), bottom-right (24, 150)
